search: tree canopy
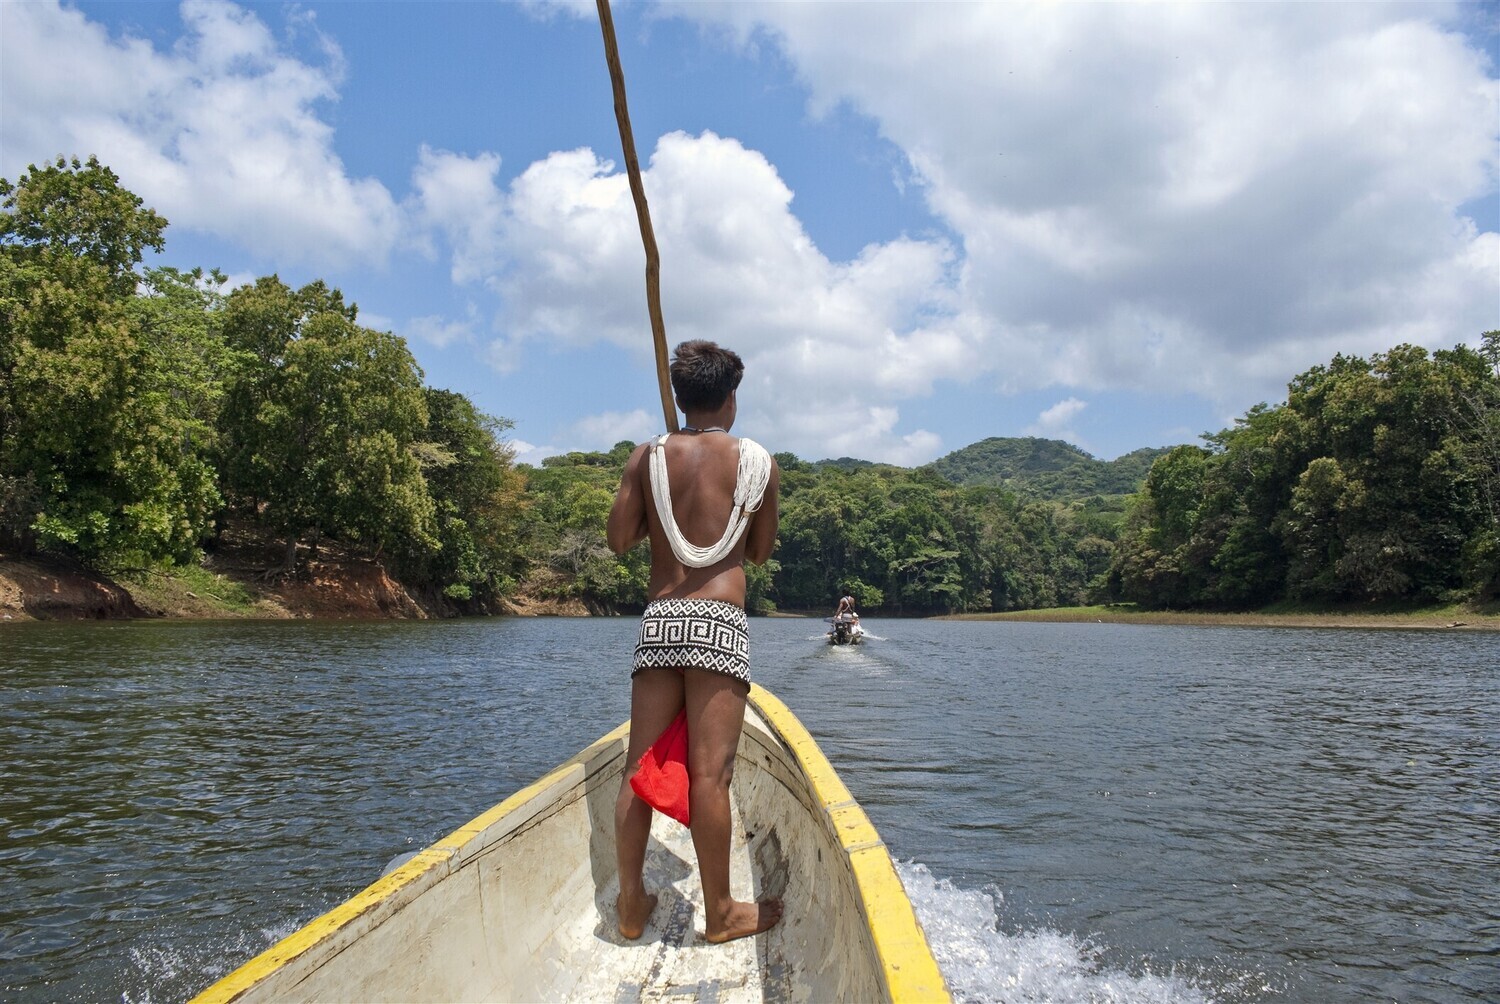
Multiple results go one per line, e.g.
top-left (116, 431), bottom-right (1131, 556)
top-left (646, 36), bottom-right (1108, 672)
top-left (1111, 339), bottom-right (1500, 607)
top-left (1, 157), bottom-right (205, 562)
top-left (0, 158), bottom-right (519, 608)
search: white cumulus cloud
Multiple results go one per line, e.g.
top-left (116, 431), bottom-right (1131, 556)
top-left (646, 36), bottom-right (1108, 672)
top-left (0, 0), bottom-right (402, 267)
top-left (1025, 397), bottom-right (1090, 451)
top-left (404, 310), bottom-right (478, 350)
top-left (411, 130), bottom-right (969, 462)
top-left (506, 438), bottom-right (562, 467)
top-left (568, 410), bottom-right (657, 450)
top-left (672, 1), bottom-right (1499, 414)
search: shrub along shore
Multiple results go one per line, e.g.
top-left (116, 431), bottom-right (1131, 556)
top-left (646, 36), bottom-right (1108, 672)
top-left (943, 603), bottom-right (1500, 631)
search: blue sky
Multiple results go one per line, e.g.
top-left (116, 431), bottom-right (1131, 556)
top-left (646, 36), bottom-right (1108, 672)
top-left (2, 1), bottom-right (1496, 465)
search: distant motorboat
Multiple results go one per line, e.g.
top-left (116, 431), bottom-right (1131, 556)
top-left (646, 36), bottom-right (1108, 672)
top-left (827, 617), bottom-right (865, 646)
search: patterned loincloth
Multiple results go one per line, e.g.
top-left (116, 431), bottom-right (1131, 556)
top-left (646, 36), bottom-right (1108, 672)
top-left (633, 598), bottom-right (750, 683)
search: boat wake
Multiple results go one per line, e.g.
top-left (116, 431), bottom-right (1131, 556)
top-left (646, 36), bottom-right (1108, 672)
top-left (123, 917), bottom-right (300, 1004)
top-left (895, 861), bottom-right (1264, 1003)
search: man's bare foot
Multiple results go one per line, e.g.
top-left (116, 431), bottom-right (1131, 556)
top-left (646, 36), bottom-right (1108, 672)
top-left (617, 889), bottom-right (659, 940)
top-left (704, 897), bottom-right (783, 944)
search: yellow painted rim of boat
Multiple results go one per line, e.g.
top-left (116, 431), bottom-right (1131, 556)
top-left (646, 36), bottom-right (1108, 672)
top-left (747, 684), bottom-right (951, 1004)
top-left (190, 721), bottom-right (633, 1004)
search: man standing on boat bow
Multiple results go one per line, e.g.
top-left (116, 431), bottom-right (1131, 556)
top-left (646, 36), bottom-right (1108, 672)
top-left (607, 340), bottom-right (784, 944)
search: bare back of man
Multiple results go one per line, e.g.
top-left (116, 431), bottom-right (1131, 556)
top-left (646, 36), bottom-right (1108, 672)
top-left (607, 355), bottom-right (782, 947)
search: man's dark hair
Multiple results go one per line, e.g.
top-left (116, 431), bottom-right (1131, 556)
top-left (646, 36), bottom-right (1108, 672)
top-left (670, 340), bottom-right (744, 411)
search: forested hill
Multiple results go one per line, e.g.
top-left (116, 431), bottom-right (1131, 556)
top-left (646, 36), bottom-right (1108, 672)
top-left (923, 437), bottom-right (1175, 498)
top-left (813, 457), bottom-right (878, 472)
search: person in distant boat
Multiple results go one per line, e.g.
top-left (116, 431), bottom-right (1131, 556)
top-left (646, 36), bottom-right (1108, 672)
top-left (607, 339), bottom-right (783, 945)
top-left (830, 593), bottom-right (859, 641)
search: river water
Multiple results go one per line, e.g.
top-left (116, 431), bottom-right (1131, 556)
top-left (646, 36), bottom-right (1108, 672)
top-left (1, 617), bottom-right (1495, 1003)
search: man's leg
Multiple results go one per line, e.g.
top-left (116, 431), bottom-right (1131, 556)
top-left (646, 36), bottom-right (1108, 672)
top-left (683, 668), bottom-right (784, 943)
top-left (615, 667), bottom-right (684, 939)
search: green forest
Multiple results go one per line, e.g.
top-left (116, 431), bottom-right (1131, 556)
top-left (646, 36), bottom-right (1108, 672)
top-left (4, 158), bottom-right (1497, 615)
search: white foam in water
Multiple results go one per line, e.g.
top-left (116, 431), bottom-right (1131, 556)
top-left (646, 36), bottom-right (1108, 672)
top-left (895, 860), bottom-right (1219, 1004)
top-left (123, 916), bottom-right (302, 1004)
top-left (123, 943), bottom-right (184, 1004)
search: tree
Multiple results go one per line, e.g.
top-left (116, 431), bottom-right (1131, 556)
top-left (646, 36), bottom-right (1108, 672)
top-left (1110, 446), bottom-right (1210, 607)
top-left (518, 451), bottom-right (648, 609)
top-left (217, 277), bottom-right (437, 571)
top-left (1111, 339), bottom-right (1498, 609)
top-left (0, 156), bottom-right (216, 564)
top-left (742, 557), bottom-right (781, 615)
top-left (1452, 332), bottom-right (1500, 597)
top-left (1194, 404), bottom-right (1291, 606)
top-left (403, 388), bottom-right (527, 603)
top-left (1290, 345), bottom-right (1489, 601)
top-left (0, 155), bottom-right (165, 294)
top-left (1280, 457), bottom-right (1353, 598)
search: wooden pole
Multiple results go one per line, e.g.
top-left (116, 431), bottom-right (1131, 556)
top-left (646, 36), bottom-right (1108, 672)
top-left (596, 0), bottom-right (678, 433)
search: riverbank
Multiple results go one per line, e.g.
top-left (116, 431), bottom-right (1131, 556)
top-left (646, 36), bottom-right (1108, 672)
top-left (940, 602), bottom-right (1500, 631)
top-left (6, 548), bottom-right (1496, 629)
top-left (0, 529), bottom-right (587, 622)
top-left (0, 551), bottom-right (437, 622)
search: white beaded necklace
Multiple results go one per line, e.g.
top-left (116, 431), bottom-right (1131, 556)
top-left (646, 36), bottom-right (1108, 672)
top-left (648, 433), bottom-right (772, 567)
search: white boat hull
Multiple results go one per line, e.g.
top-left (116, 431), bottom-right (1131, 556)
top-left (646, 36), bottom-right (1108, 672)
top-left (193, 685), bottom-right (947, 1003)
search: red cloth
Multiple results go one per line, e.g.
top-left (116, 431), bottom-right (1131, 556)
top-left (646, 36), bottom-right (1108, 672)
top-left (630, 709), bottom-right (691, 826)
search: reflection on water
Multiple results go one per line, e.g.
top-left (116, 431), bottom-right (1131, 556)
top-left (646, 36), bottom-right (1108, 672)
top-left (1, 617), bottom-right (1495, 1002)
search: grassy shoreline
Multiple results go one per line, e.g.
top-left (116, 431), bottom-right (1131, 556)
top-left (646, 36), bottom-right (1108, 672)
top-left (938, 602), bottom-right (1500, 631)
